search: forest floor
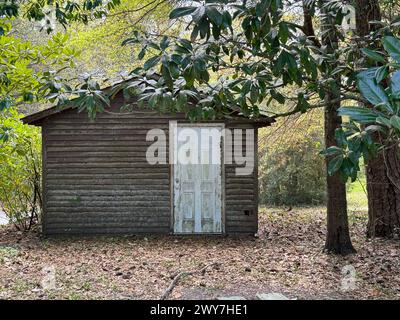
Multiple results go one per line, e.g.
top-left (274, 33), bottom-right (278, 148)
top-left (0, 207), bottom-right (399, 300)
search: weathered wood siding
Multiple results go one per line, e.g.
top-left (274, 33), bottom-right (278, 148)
top-left (224, 124), bottom-right (258, 234)
top-left (41, 99), bottom-right (258, 235)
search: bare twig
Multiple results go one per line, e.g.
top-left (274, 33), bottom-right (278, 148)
top-left (160, 263), bottom-right (218, 300)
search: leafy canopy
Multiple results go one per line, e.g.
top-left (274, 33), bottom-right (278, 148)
top-left (325, 36), bottom-right (400, 181)
top-left (73, 0), bottom-right (323, 121)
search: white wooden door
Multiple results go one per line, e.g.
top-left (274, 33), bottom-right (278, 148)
top-left (173, 125), bottom-right (222, 234)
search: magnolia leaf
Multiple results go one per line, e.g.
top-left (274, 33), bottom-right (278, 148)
top-left (357, 71), bottom-right (390, 107)
top-left (383, 36), bottom-right (400, 63)
top-left (391, 70), bottom-right (400, 96)
top-left (390, 115), bottom-right (400, 131)
top-left (169, 6), bottom-right (197, 19)
top-left (361, 48), bottom-right (386, 63)
top-left (338, 107), bottom-right (378, 124)
top-left (328, 155), bottom-right (344, 176)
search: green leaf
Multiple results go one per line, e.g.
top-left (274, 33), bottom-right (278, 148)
top-left (138, 47), bottom-right (146, 60)
top-left (357, 70), bottom-right (390, 106)
top-left (338, 107), bottom-right (378, 124)
top-left (361, 48), bottom-right (386, 63)
top-left (320, 146), bottom-right (342, 156)
top-left (143, 55), bottom-right (161, 70)
top-left (383, 36), bottom-right (400, 63)
top-left (270, 90), bottom-right (285, 104)
top-left (376, 116), bottom-right (392, 128)
top-left (160, 36), bottom-right (170, 50)
top-left (169, 6), bottom-right (197, 19)
top-left (348, 151), bottom-right (361, 166)
top-left (328, 155), bottom-right (344, 176)
top-left (375, 65), bottom-right (388, 83)
top-left (278, 22), bottom-right (289, 43)
top-left (391, 70), bottom-right (400, 96)
top-left (0, 98), bottom-right (12, 111)
top-left (256, 0), bottom-right (271, 17)
top-left (390, 115), bottom-right (400, 130)
top-left (206, 7), bottom-right (223, 26)
top-left (335, 129), bottom-right (347, 147)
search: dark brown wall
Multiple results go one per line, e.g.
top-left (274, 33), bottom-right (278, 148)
top-left (41, 99), bottom-right (258, 235)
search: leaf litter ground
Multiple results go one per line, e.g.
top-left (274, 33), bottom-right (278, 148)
top-left (0, 207), bottom-right (399, 300)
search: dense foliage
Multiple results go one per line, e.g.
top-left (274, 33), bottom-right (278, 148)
top-left (0, 109), bottom-right (41, 230)
top-left (259, 114), bottom-right (326, 206)
top-left (327, 36), bottom-right (400, 181)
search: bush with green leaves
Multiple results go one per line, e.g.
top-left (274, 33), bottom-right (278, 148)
top-left (0, 109), bottom-right (41, 230)
top-left (259, 119), bottom-right (326, 206)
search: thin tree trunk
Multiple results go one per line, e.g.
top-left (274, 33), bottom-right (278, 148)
top-left (355, 0), bottom-right (400, 239)
top-left (320, 1), bottom-right (356, 254)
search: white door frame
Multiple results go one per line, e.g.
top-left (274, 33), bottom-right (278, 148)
top-left (170, 121), bottom-right (225, 234)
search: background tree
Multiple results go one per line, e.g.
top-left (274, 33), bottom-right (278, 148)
top-left (355, 0), bottom-right (400, 239)
top-left (319, 0), bottom-right (355, 254)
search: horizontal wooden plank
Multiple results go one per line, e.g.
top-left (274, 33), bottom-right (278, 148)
top-left (48, 118), bottom-right (170, 125)
top-left (47, 200), bottom-right (169, 207)
top-left (53, 113), bottom-right (181, 120)
top-left (45, 227), bottom-right (170, 235)
top-left (225, 216), bottom-right (257, 223)
top-left (47, 210), bottom-right (169, 216)
top-left (46, 158), bottom-right (166, 164)
top-left (45, 135), bottom-right (161, 141)
top-left (46, 162), bottom-right (169, 169)
top-left (47, 198), bottom-right (170, 204)
top-left (47, 205), bottom-right (169, 210)
top-left (47, 124), bottom-right (169, 130)
top-left (225, 184), bottom-right (255, 189)
top-left (46, 173), bottom-right (169, 180)
top-left (46, 151), bottom-right (168, 158)
top-left (224, 177), bottom-right (255, 183)
top-left (45, 132), bottom-right (168, 141)
top-left (45, 140), bottom-right (167, 147)
top-left (45, 185), bottom-right (169, 191)
top-left (47, 195), bottom-right (169, 202)
top-left (46, 189), bottom-right (170, 196)
top-left (47, 215), bottom-right (170, 222)
top-left (46, 168), bottom-right (168, 174)
top-left (47, 129), bottom-right (163, 135)
top-left (225, 191), bottom-right (255, 197)
top-left (225, 194), bottom-right (255, 200)
top-left (225, 200), bottom-right (255, 206)
top-left (46, 178), bottom-right (169, 185)
top-left (46, 146), bottom-right (168, 153)
top-left (46, 223), bottom-right (170, 230)
top-left (226, 222), bottom-right (257, 228)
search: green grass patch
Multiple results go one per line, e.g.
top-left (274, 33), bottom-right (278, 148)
top-left (347, 177), bottom-right (368, 211)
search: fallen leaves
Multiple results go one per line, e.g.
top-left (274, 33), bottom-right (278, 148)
top-left (0, 207), bottom-right (399, 300)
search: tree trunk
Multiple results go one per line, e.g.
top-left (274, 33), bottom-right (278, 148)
top-left (366, 145), bottom-right (400, 238)
top-left (320, 2), bottom-right (356, 254)
top-left (355, 0), bottom-right (400, 239)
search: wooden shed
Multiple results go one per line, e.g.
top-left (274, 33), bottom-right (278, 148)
top-left (22, 91), bottom-right (273, 236)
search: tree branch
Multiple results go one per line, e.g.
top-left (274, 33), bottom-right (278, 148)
top-left (160, 263), bottom-right (218, 300)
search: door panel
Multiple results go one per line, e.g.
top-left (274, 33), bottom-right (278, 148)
top-left (173, 125), bottom-right (222, 234)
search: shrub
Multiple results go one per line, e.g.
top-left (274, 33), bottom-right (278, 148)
top-left (259, 114), bottom-right (326, 206)
top-left (0, 109), bottom-right (42, 230)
